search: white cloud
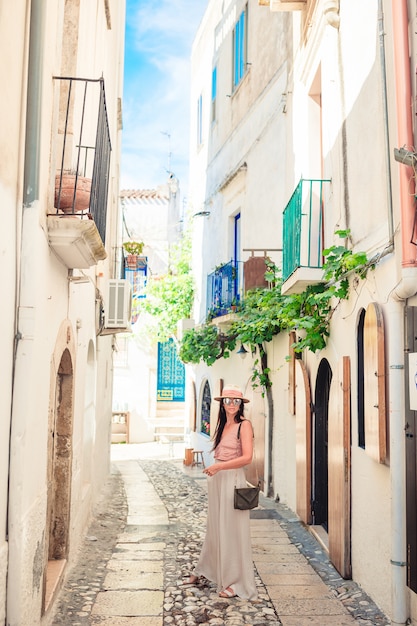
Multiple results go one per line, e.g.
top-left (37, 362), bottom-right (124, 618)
top-left (121, 0), bottom-right (206, 192)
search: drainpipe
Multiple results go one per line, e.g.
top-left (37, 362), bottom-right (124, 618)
top-left (378, 0), bottom-right (394, 242)
top-left (389, 0), bottom-right (417, 623)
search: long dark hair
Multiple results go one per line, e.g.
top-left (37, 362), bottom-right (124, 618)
top-left (212, 401), bottom-right (245, 450)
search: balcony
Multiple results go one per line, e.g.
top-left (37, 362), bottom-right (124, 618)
top-left (281, 178), bottom-right (331, 295)
top-left (206, 261), bottom-right (243, 322)
top-left (47, 77), bottom-right (111, 269)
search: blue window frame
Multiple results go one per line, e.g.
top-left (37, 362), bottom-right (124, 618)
top-left (211, 66), bottom-right (217, 122)
top-left (197, 93), bottom-right (203, 146)
top-left (233, 6), bottom-right (247, 89)
top-left (234, 213), bottom-right (241, 296)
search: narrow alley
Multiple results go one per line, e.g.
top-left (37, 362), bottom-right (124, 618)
top-left (49, 444), bottom-right (391, 626)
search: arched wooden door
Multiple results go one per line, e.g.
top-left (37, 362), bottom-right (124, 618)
top-left (313, 359), bottom-right (332, 529)
top-left (44, 348), bottom-right (74, 612)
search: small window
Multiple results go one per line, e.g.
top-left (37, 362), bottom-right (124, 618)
top-left (211, 66), bottom-right (217, 123)
top-left (201, 381), bottom-right (211, 436)
top-left (233, 6), bottom-right (248, 89)
top-left (197, 94), bottom-right (203, 146)
top-left (360, 302), bottom-right (387, 463)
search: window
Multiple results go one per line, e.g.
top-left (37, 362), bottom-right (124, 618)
top-left (200, 381), bottom-right (211, 435)
top-left (197, 93), bottom-right (203, 146)
top-left (233, 213), bottom-right (242, 297)
top-left (211, 66), bottom-right (217, 123)
top-left (357, 303), bottom-right (387, 462)
top-left (233, 6), bottom-right (247, 89)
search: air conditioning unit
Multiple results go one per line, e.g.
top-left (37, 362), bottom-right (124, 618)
top-left (105, 279), bottom-right (132, 330)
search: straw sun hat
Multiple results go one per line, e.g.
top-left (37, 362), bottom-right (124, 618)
top-left (214, 384), bottom-right (250, 403)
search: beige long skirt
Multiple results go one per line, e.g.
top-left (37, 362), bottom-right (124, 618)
top-left (194, 466), bottom-right (258, 600)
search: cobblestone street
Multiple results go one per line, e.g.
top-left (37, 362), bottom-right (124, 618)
top-left (49, 445), bottom-right (391, 625)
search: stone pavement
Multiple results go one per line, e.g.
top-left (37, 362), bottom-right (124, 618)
top-left (50, 443), bottom-right (391, 625)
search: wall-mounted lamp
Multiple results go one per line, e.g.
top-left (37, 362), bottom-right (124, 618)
top-left (193, 210), bottom-right (211, 217)
top-left (237, 343), bottom-right (248, 359)
top-left (394, 147), bottom-right (417, 167)
top-left (296, 328), bottom-right (307, 342)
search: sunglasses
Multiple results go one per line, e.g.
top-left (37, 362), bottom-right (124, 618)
top-left (223, 397), bottom-right (242, 406)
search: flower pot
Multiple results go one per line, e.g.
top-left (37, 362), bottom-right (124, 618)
top-left (125, 254), bottom-right (147, 270)
top-left (55, 174), bottom-right (92, 213)
top-left (126, 254), bottom-right (139, 269)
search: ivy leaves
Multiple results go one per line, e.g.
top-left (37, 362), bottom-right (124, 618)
top-left (178, 231), bottom-right (374, 390)
top-left (178, 325), bottom-right (237, 365)
top-left (322, 229), bottom-right (371, 298)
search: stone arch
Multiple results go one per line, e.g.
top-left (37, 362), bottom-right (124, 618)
top-left (313, 358), bottom-right (333, 529)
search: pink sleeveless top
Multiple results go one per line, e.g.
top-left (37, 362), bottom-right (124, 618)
top-left (214, 422), bottom-right (243, 461)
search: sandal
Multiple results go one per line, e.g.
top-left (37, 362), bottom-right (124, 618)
top-left (219, 586), bottom-right (237, 598)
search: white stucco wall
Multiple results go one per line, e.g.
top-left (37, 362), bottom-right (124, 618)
top-left (187, 0), bottom-right (415, 623)
top-left (0, 1), bottom-right (30, 620)
top-left (1, 0), bottom-right (126, 623)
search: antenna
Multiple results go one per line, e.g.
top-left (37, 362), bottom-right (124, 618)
top-left (161, 131), bottom-right (172, 174)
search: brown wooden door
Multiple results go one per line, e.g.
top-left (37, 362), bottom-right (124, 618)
top-left (295, 359), bottom-right (312, 524)
top-left (328, 356), bottom-right (352, 578)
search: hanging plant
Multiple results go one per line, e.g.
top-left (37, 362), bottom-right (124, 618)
top-left (123, 241), bottom-right (145, 255)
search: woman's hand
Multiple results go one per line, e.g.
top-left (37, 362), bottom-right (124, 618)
top-left (203, 464), bottom-right (220, 477)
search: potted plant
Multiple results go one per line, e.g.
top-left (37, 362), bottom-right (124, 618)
top-left (54, 169), bottom-right (92, 214)
top-left (230, 298), bottom-right (238, 313)
top-left (123, 241), bottom-right (145, 269)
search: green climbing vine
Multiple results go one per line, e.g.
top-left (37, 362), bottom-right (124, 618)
top-left (178, 230), bottom-right (375, 392)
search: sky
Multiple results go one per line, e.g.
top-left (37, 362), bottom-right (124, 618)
top-left (121, 0), bottom-right (208, 196)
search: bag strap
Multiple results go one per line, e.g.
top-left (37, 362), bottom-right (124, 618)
top-left (237, 419), bottom-right (253, 439)
top-left (237, 420), bottom-right (260, 487)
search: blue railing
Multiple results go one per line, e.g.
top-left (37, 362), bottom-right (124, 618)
top-left (206, 260), bottom-right (243, 320)
top-left (282, 179), bottom-right (331, 283)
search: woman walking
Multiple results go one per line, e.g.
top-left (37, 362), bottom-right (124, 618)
top-left (184, 384), bottom-right (258, 600)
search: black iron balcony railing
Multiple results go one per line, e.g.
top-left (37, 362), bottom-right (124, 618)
top-left (282, 178), bottom-right (331, 283)
top-left (53, 76), bottom-right (111, 244)
top-left (206, 260), bottom-right (243, 320)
